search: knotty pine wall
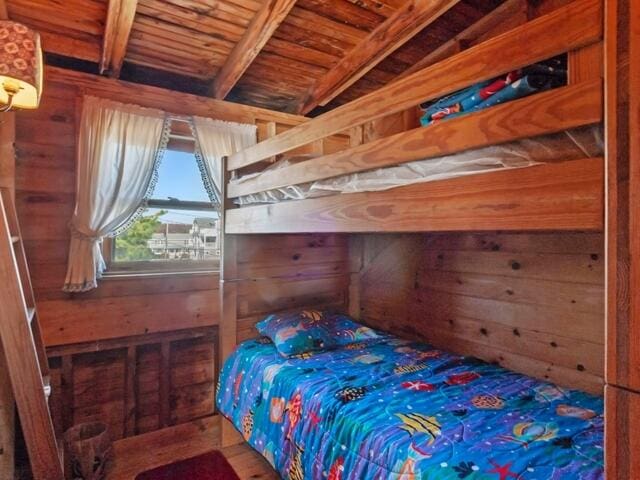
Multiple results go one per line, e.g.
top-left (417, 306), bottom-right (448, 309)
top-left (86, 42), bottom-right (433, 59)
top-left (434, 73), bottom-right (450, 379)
top-left (15, 80), bottom-right (220, 347)
top-left (13, 68), bottom-right (351, 441)
top-left (16, 67), bottom-right (351, 347)
top-left (353, 232), bottom-right (605, 395)
top-left (234, 234), bottom-right (350, 343)
top-left (0, 113), bottom-right (15, 480)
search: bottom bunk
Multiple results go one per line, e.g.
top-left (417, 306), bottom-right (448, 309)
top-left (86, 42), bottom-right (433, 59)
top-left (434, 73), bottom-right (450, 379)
top-left (217, 318), bottom-right (604, 479)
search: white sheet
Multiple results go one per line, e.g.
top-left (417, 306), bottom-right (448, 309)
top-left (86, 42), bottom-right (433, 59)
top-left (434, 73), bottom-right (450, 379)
top-left (233, 125), bottom-right (603, 205)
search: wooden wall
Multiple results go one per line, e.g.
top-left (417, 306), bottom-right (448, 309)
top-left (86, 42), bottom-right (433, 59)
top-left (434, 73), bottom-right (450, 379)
top-left (12, 67), bottom-right (331, 443)
top-left (14, 66), bottom-right (314, 348)
top-left (14, 77), bottom-right (223, 347)
top-left (353, 232), bottom-right (605, 395)
top-left (0, 113), bottom-right (15, 480)
top-left (46, 328), bottom-right (218, 441)
top-left (234, 234), bottom-right (350, 344)
top-left (604, 0), bottom-right (640, 476)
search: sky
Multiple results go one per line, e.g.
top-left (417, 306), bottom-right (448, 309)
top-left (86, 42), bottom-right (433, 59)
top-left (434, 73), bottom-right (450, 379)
top-left (147, 150), bottom-right (218, 224)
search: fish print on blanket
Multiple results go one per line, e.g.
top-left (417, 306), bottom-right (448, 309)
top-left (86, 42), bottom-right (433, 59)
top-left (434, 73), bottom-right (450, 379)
top-left (217, 334), bottom-right (604, 479)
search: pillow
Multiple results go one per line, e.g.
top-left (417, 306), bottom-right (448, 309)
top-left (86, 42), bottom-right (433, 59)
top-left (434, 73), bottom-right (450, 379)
top-left (256, 309), bottom-right (383, 357)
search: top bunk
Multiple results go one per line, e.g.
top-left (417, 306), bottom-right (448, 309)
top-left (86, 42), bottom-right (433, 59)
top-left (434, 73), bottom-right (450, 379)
top-left (223, 0), bottom-right (604, 234)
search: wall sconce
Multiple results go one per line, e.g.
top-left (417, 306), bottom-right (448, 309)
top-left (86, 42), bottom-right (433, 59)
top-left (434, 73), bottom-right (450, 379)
top-left (0, 21), bottom-right (43, 112)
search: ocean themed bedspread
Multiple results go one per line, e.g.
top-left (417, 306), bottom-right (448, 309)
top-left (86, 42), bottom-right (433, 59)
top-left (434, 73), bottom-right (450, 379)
top-left (217, 336), bottom-right (604, 479)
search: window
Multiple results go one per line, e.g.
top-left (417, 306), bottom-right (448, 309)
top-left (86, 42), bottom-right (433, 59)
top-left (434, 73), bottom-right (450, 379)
top-left (103, 120), bottom-right (220, 274)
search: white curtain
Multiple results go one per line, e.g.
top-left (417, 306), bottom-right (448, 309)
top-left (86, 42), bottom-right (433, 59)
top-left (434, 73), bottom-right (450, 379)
top-left (63, 96), bottom-right (169, 292)
top-left (190, 116), bottom-right (257, 202)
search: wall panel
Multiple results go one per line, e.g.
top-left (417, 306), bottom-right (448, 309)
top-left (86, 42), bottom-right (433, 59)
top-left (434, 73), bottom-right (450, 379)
top-left (13, 68), bottom-right (317, 444)
top-left (233, 234), bottom-right (350, 343)
top-left (46, 328), bottom-right (218, 441)
top-left (14, 75), bottom-right (223, 347)
top-left (356, 232), bottom-right (605, 395)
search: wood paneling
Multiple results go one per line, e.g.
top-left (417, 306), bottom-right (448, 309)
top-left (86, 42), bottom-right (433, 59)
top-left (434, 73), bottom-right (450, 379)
top-left (0, 343), bottom-right (14, 480)
top-left (605, 0), bottom-right (640, 391)
top-left (47, 328), bottom-right (218, 441)
top-left (0, 113), bottom-right (14, 479)
top-left (232, 234), bottom-right (350, 344)
top-left (605, 385), bottom-right (640, 479)
top-left (356, 232), bottom-right (605, 394)
top-left (229, 1), bottom-right (503, 112)
top-left (8, 0), bottom-right (106, 62)
top-left (13, 67), bottom-right (313, 347)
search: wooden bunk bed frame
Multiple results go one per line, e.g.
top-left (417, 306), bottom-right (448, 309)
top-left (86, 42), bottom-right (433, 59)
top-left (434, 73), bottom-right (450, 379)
top-left (216, 0), bottom-right (610, 449)
top-left (223, 0), bottom-right (605, 234)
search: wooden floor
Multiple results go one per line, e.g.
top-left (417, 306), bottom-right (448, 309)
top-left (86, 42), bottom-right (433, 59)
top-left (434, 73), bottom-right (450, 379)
top-left (105, 415), bottom-right (279, 479)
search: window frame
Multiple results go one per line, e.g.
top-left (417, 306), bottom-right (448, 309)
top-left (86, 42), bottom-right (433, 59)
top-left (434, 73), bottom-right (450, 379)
top-left (102, 120), bottom-right (221, 276)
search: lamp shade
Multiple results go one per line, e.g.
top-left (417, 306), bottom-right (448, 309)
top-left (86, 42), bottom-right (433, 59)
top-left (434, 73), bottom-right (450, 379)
top-left (0, 21), bottom-right (43, 109)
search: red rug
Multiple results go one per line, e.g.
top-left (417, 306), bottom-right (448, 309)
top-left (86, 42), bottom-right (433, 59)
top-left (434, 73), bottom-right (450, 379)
top-left (135, 450), bottom-right (241, 480)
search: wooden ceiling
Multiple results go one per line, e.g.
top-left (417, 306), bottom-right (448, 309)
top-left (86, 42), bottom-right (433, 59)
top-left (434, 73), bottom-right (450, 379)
top-left (3, 0), bottom-right (508, 115)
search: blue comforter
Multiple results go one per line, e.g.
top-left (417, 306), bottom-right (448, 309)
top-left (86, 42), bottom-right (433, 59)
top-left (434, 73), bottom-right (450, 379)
top-left (217, 336), bottom-right (604, 479)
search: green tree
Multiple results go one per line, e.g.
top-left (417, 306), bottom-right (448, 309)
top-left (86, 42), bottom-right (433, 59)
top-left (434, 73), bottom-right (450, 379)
top-left (115, 210), bottom-right (166, 261)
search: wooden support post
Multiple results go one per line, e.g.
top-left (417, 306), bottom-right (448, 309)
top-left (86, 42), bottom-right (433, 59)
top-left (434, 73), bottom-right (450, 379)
top-left (0, 111), bottom-right (14, 480)
top-left (257, 121), bottom-right (277, 164)
top-left (219, 156), bottom-right (242, 447)
top-left (568, 42), bottom-right (603, 84)
top-left (605, 0), bottom-right (640, 477)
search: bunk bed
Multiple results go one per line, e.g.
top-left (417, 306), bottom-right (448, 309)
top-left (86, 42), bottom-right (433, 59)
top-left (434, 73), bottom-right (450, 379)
top-left (216, 0), bottom-right (607, 478)
top-left (222, 0), bottom-right (604, 234)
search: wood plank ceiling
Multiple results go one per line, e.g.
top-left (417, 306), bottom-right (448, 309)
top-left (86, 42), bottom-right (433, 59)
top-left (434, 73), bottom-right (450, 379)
top-left (6, 0), bottom-right (505, 115)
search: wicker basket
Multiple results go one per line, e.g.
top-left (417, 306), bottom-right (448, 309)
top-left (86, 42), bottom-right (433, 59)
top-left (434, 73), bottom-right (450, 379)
top-left (63, 422), bottom-right (112, 480)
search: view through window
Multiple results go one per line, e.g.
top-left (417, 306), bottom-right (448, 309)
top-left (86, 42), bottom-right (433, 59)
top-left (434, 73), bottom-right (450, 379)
top-left (110, 147), bottom-right (219, 270)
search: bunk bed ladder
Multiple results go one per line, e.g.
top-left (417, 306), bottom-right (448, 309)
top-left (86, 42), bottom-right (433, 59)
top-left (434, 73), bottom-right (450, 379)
top-left (0, 186), bottom-right (64, 480)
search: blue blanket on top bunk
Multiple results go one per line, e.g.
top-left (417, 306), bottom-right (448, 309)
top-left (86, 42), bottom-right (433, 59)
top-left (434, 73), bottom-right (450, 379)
top-left (217, 335), bottom-right (604, 480)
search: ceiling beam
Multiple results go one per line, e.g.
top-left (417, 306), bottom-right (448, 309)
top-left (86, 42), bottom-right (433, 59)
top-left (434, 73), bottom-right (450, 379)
top-left (394, 0), bottom-right (529, 83)
top-left (209, 0), bottom-right (297, 100)
top-left (100, 0), bottom-right (138, 77)
top-left (297, 0), bottom-right (461, 115)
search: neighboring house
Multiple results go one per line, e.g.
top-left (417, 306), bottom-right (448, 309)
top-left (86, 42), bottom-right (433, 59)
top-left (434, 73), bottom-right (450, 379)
top-left (191, 217), bottom-right (219, 259)
top-left (147, 219), bottom-right (218, 260)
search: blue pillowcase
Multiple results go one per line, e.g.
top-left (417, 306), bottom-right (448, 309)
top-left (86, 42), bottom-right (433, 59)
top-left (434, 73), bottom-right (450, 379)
top-left (255, 309), bottom-right (384, 357)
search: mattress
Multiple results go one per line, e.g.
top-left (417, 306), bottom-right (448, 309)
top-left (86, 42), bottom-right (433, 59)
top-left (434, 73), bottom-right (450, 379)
top-left (233, 125), bottom-right (603, 205)
top-left (217, 334), bottom-right (604, 479)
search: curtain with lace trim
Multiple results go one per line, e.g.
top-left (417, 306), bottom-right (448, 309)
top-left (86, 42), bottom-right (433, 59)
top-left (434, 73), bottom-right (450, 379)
top-left (63, 96), bottom-right (170, 292)
top-left (190, 116), bottom-right (257, 203)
